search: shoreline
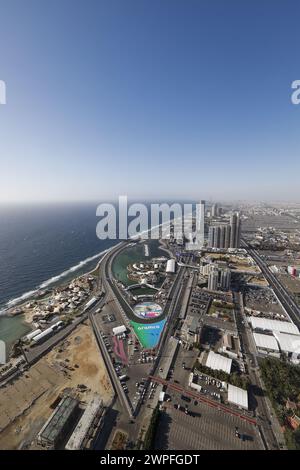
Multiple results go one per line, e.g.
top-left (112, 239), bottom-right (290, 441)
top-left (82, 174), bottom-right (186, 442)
top-left (1, 219), bottom-right (174, 319)
top-left (0, 244), bottom-right (118, 317)
top-left (0, 248), bottom-right (114, 355)
top-left (1, 225), bottom-right (172, 349)
top-left (1, 241), bottom-right (125, 352)
top-left (2, 246), bottom-right (116, 323)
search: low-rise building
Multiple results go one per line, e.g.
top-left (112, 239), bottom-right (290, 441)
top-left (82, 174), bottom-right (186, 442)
top-left (253, 332), bottom-right (280, 356)
top-left (273, 332), bottom-right (300, 364)
top-left (248, 317), bottom-right (299, 335)
top-left (65, 394), bottom-right (103, 450)
top-left (112, 325), bottom-right (127, 336)
top-left (227, 384), bottom-right (248, 410)
top-left (166, 259), bottom-right (176, 273)
top-left (205, 350), bottom-right (232, 374)
top-left (38, 396), bottom-right (79, 449)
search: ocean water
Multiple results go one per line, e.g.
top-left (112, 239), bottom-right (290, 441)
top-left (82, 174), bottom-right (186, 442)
top-left (0, 201), bottom-right (179, 350)
top-left (0, 203), bottom-right (118, 348)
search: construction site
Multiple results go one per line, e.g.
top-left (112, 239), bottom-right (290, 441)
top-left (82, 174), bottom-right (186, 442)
top-left (0, 324), bottom-right (113, 450)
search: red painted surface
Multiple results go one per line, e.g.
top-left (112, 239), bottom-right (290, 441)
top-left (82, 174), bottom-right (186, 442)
top-left (150, 375), bottom-right (257, 426)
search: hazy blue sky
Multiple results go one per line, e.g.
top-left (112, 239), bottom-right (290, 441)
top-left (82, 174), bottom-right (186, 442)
top-left (0, 0), bottom-right (299, 202)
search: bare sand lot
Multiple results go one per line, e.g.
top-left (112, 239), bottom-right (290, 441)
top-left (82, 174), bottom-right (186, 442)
top-left (278, 274), bottom-right (300, 294)
top-left (0, 323), bottom-right (113, 449)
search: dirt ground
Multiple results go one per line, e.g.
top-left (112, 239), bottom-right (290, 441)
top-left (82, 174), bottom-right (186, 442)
top-left (0, 323), bottom-right (113, 449)
top-left (204, 253), bottom-right (260, 273)
top-left (246, 276), bottom-right (269, 286)
top-left (279, 274), bottom-right (300, 293)
top-left (110, 430), bottom-right (128, 450)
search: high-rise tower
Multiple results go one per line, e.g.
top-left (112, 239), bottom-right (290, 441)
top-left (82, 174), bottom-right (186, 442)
top-left (229, 212), bottom-right (241, 248)
top-left (208, 266), bottom-right (219, 291)
top-left (225, 224), bottom-right (231, 249)
top-left (211, 203), bottom-right (218, 218)
top-left (197, 200), bottom-right (205, 247)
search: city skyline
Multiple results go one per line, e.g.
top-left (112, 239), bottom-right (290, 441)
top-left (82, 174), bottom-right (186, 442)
top-left (0, 0), bottom-right (300, 203)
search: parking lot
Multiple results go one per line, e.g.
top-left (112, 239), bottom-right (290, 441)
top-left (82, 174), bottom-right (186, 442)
top-left (93, 300), bottom-right (157, 412)
top-left (167, 344), bottom-right (199, 386)
top-left (188, 289), bottom-right (211, 316)
top-left (155, 393), bottom-right (262, 450)
top-left (191, 371), bottom-right (223, 401)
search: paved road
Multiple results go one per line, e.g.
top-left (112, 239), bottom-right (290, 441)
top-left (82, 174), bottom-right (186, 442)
top-left (242, 240), bottom-right (300, 330)
top-left (90, 242), bottom-right (138, 419)
top-left (94, 240), bottom-right (187, 420)
top-left (89, 311), bottom-right (134, 418)
top-left (233, 290), bottom-right (284, 449)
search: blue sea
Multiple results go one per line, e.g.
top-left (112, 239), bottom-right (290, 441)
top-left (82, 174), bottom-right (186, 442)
top-left (0, 203), bottom-right (118, 348)
top-left (0, 200), bottom-right (185, 350)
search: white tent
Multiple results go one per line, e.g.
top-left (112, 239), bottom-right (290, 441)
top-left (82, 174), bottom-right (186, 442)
top-left (112, 325), bottom-right (127, 336)
top-left (166, 259), bottom-right (176, 273)
top-left (248, 317), bottom-right (299, 335)
top-left (253, 332), bottom-right (279, 351)
top-left (273, 332), bottom-right (300, 355)
top-left (0, 340), bottom-right (6, 365)
top-left (228, 384), bottom-right (248, 410)
top-left (206, 350), bottom-right (232, 374)
top-left (26, 329), bottom-right (42, 341)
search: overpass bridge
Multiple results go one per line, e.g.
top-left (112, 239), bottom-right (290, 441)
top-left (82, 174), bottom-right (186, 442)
top-left (125, 283), bottom-right (159, 291)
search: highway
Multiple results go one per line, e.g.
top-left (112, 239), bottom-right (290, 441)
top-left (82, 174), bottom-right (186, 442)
top-left (89, 310), bottom-right (133, 418)
top-left (233, 290), bottom-right (282, 449)
top-left (93, 240), bottom-right (285, 449)
top-left (88, 241), bottom-right (136, 418)
top-left (96, 238), bottom-right (189, 417)
top-left (94, 240), bottom-right (283, 449)
top-left (242, 240), bottom-right (300, 330)
top-left (152, 264), bottom-right (186, 369)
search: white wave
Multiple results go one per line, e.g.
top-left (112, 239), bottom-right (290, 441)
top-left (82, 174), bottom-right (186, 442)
top-left (4, 289), bottom-right (38, 309)
top-left (39, 248), bottom-right (110, 288)
top-left (0, 247), bottom-right (112, 315)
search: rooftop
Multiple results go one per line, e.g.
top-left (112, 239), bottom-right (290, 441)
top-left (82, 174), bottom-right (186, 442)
top-left (206, 350), bottom-right (232, 374)
top-left (65, 394), bottom-right (103, 450)
top-left (228, 384), bottom-right (248, 410)
top-left (253, 332), bottom-right (279, 351)
top-left (273, 332), bottom-right (300, 355)
top-left (248, 316), bottom-right (299, 335)
top-left (39, 396), bottom-right (78, 445)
